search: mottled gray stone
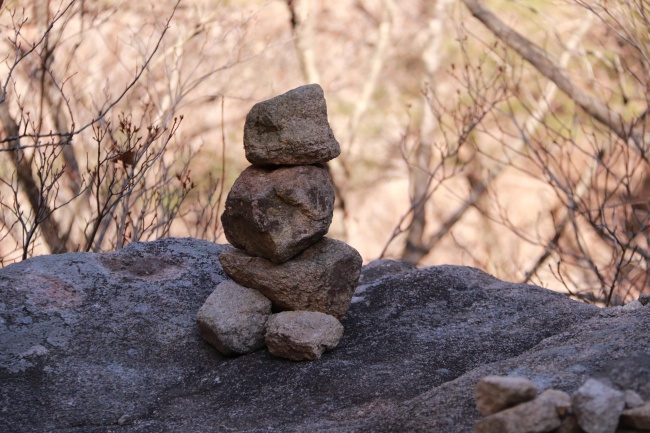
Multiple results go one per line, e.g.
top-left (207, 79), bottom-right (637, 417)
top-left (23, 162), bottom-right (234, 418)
top-left (243, 84), bottom-right (340, 166)
top-left (474, 393), bottom-right (561, 433)
top-left (620, 401), bottom-right (650, 430)
top-left (221, 164), bottom-right (335, 263)
top-left (638, 293), bottom-right (650, 306)
top-left (573, 378), bottom-right (625, 433)
top-left (196, 280), bottom-right (271, 356)
top-left (475, 375), bottom-right (537, 416)
top-left (538, 388), bottom-right (572, 416)
top-left (265, 311), bottom-right (344, 361)
top-left (625, 389), bottom-right (645, 409)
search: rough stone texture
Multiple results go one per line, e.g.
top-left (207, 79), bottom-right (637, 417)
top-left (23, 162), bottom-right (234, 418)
top-left (475, 375), bottom-right (537, 416)
top-left (622, 300), bottom-right (643, 310)
top-left (624, 390), bottom-right (645, 409)
top-left (357, 259), bottom-right (416, 286)
top-left (219, 237), bottom-right (362, 319)
top-left (3, 240), bottom-right (650, 433)
top-left (474, 394), bottom-right (561, 433)
top-left (265, 311), bottom-right (344, 361)
top-left (538, 388), bottom-right (572, 416)
top-left (243, 84), bottom-right (341, 166)
top-left (221, 164), bottom-right (335, 264)
top-left (620, 401), bottom-right (650, 430)
top-left (196, 280), bottom-right (271, 356)
top-left (638, 293), bottom-right (650, 306)
top-left (555, 415), bottom-right (583, 433)
top-left (595, 352), bottom-right (650, 400)
top-left (572, 378), bottom-right (625, 433)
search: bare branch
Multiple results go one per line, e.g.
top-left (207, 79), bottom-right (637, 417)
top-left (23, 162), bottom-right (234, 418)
top-left (462, 0), bottom-right (648, 159)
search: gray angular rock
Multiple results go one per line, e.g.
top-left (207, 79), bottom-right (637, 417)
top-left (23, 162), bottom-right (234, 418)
top-left (625, 389), bottom-right (645, 409)
top-left (474, 393), bottom-right (561, 433)
top-left (196, 280), bottom-right (271, 356)
top-left (219, 237), bottom-right (362, 319)
top-left (572, 378), bottom-right (625, 433)
top-left (265, 311), bottom-right (344, 361)
top-left (475, 375), bottom-right (537, 416)
top-left (221, 164), bottom-right (335, 263)
top-left (243, 84), bottom-right (340, 166)
top-left (620, 401), bottom-right (650, 430)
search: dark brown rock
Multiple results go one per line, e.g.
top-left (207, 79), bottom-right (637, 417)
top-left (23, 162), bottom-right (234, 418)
top-left (243, 84), bottom-right (340, 166)
top-left (219, 237), bottom-right (362, 319)
top-left (221, 164), bottom-right (335, 263)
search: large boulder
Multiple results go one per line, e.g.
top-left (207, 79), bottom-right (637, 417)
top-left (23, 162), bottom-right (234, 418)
top-left (243, 84), bottom-right (340, 166)
top-left (219, 237), bottom-right (362, 319)
top-left (2, 238), bottom-right (649, 433)
top-left (196, 280), bottom-right (271, 356)
top-left (221, 164), bottom-right (335, 264)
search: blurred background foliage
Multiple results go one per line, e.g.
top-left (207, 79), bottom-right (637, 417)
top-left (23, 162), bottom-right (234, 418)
top-left (0, 0), bottom-right (648, 305)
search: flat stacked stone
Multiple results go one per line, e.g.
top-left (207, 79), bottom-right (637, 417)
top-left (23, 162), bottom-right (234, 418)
top-left (220, 164), bottom-right (335, 264)
top-left (198, 84), bottom-right (362, 361)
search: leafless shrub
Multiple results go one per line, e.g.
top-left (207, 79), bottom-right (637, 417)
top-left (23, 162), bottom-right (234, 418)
top-left (386, 0), bottom-right (648, 305)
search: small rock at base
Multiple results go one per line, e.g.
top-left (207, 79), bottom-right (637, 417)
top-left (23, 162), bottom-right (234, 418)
top-left (265, 311), bottom-right (343, 361)
top-left (475, 376), bottom-right (537, 416)
top-left (243, 84), bottom-right (340, 166)
top-left (624, 389), bottom-right (645, 409)
top-left (474, 395), bottom-right (561, 433)
top-left (620, 401), bottom-right (650, 430)
top-left (572, 378), bottom-right (624, 433)
top-left (196, 280), bottom-right (271, 356)
top-left (537, 389), bottom-right (572, 416)
top-left (638, 294), bottom-right (650, 306)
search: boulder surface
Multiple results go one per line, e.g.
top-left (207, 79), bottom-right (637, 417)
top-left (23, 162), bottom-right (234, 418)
top-left (221, 164), bottom-right (335, 263)
top-left (1, 239), bottom-right (649, 433)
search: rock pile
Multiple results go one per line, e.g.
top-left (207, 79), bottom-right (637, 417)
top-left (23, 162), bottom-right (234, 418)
top-left (474, 375), bottom-right (650, 433)
top-left (197, 84), bottom-right (362, 361)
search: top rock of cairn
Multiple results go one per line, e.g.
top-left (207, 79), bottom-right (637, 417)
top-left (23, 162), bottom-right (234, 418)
top-left (243, 84), bottom-right (341, 166)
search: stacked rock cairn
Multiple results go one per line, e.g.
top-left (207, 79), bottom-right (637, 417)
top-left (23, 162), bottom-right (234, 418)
top-left (196, 84), bottom-right (363, 362)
